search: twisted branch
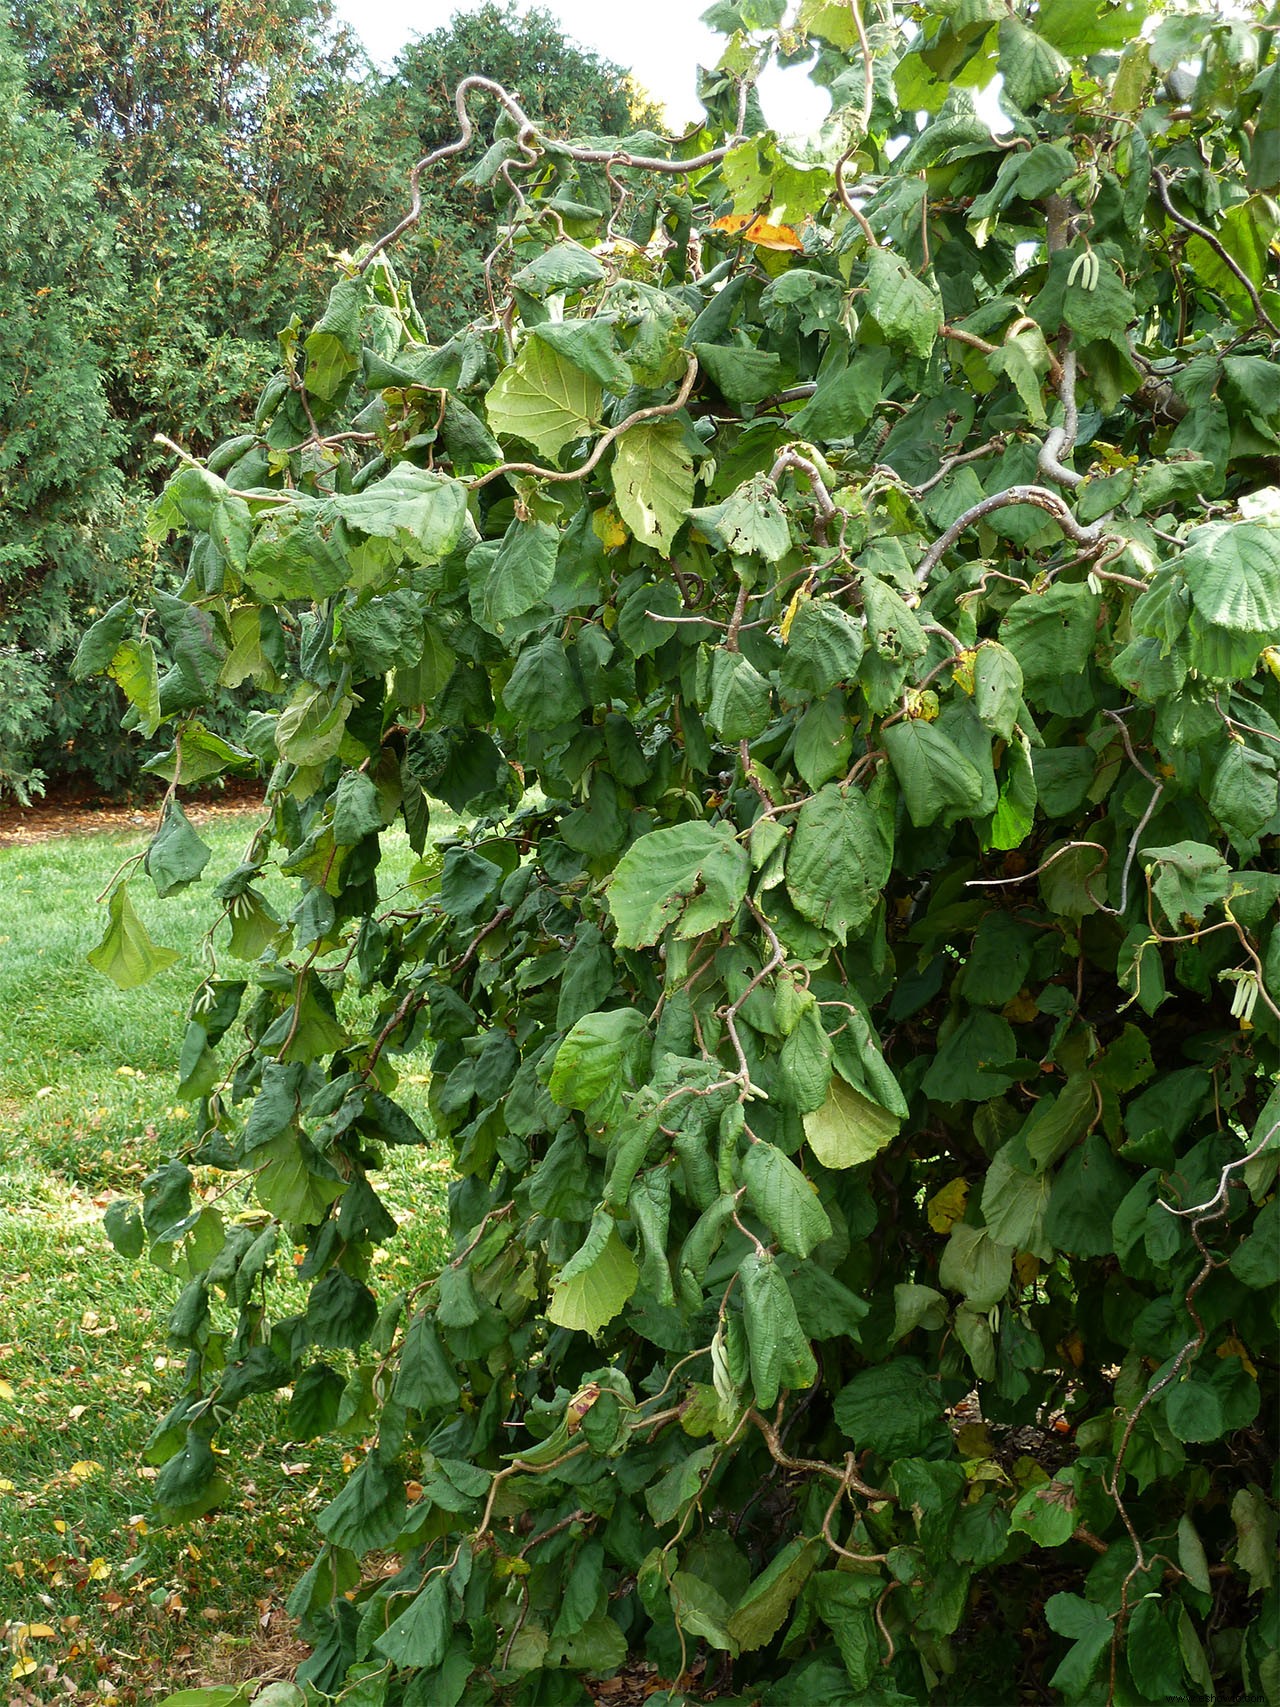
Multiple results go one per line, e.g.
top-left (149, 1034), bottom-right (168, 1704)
top-left (359, 76), bottom-right (749, 276)
top-left (914, 484), bottom-right (1109, 584)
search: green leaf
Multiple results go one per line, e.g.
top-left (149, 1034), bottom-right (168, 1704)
top-left (804, 1077), bottom-right (900, 1169)
top-left (276, 686), bottom-right (352, 768)
top-left (1247, 63), bottom-right (1280, 192)
top-left (972, 643), bottom-right (1024, 740)
top-left (1143, 841), bottom-right (1232, 926)
top-left (88, 884), bottom-right (180, 990)
top-left (740, 1250), bottom-right (817, 1409)
top-left (502, 634), bottom-right (588, 726)
top-left (608, 821), bottom-right (750, 948)
top-left (72, 597), bottom-right (133, 679)
top-left (304, 278), bottom-right (364, 400)
top-left (1036, 0), bottom-right (1146, 50)
top-left (1164, 1376), bottom-right (1225, 1444)
top-left (1210, 741), bottom-right (1278, 845)
top-left (511, 240), bottom-right (606, 298)
top-left (1128, 1598), bottom-right (1183, 1701)
top-left (780, 597), bottom-right (865, 696)
top-left (394, 1313), bottom-right (461, 1411)
top-left (330, 467), bottom-right (468, 561)
top-left (145, 801), bottom-right (212, 899)
top-left (690, 473), bottom-right (792, 562)
top-left (788, 350), bottom-right (890, 441)
top-left (486, 337), bottom-right (602, 457)
top-left (793, 693), bottom-right (854, 789)
top-left (547, 1210), bottom-right (639, 1334)
top-left (707, 648), bottom-right (772, 741)
top-left (532, 319), bottom-right (632, 390)
top-left (332, 770), bottom-right (383, 845)
top-left (938, 1224), bottom-right (1013, 1309)
top-left (612, 420), bottom-right (695, 549)
top-left (727, 1539), bottom-right (821, 1653)
top-left (473, 519), bottom-right (560, 633)
top-left (1010, 1472), bottom-right (1079, 1548)
top-left (997, 17), bottom-right (1069, 108)
top-left (883, 719), bottom-right (986, 826)
top-left (742, 1141), bottom-right (833, 1259)
top-left (999, 584), bottom-right (1101, 692)
top-left (1045, 1592), bottom-right (1111, 1696)
top-left (786, 783), bottom-right (891, 943)
top-left (1181, 522), bottom-right (1280, 634)
top-left (694, 341), bottom-right (784, 408)
top-left (865, 250), bottom-right (941, 359)
top-left (109, 639), bottom-right (162, 737)
top-left (1231, 1486), bottom-right (1276, 1593)
top-left (104, 1198), bottom-right (145, 1259)
top-left (549, 1009), bottom-right (651, 1110)
top-left (318, 1451), bottom-right (407, 1553)
top-left (1044, 1133), bottom-right (1130, 1258)
top-left (375, 1573), bottom-right (450, 1670)
top-left (833, 1358), bottom-right (946, 1459)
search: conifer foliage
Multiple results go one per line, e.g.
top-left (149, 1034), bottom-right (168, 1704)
top-left (86, 3), bottom-right (1279, 1701)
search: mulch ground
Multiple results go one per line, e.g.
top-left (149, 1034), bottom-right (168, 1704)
top-left (0, 780), bottom-right (267, 847)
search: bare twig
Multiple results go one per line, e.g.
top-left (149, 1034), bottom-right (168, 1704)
top-left (768, 448), bottom-right (841, 545)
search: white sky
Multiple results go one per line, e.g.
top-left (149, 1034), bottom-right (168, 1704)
top-left (329, 0), bottom-right (828, 136)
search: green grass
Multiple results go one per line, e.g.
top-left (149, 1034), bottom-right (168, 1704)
top-left (0, 809), bottom-right (453, 1703)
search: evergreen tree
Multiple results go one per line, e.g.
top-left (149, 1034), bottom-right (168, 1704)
top-left (0, 18), bottom-right (125, 801)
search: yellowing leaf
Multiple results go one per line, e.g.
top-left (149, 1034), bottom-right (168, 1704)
top-left (780, 588), bottom-right (808, 643)
top-left (1217, 1335), bottom-right (1258, 1378)
top-left (18, 1624), bottom-right (55, 1640)
top-left (927, 1177), bottom-right (970, 1233)
top-left (0, 1378), bottom-right (14, 1401)
top-left (68, 1459), bottom-right (104, 1482)
top-left (10, 1658), bottom-right (37, 1680)
top-left (591, 506), bottom-right (628, 550)
top-left (711, 213), bottom-right (804, 251)
top-left (803, 1077), bottom-right (900, 1169)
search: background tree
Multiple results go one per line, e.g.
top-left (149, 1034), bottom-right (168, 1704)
top-left (8, 0), bottom-right (388, 470)
top-left (0, 17), bottom-right (126, 802)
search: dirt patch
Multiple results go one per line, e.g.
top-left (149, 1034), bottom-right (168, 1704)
top-left (0, 780), bottom-right (266, 847)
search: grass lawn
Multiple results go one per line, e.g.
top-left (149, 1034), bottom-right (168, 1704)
top-left (0, 806), bottom-right (453, 1703)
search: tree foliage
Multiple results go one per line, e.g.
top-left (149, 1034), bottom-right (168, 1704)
top-left (89, 2), bottom-right (1280, 1702)
top-left (1, 0), bottom-right (638, 799)
top-left (9, 0), bottom-right (386, 466)
top-left (0, 16), bottom-right (126, 802)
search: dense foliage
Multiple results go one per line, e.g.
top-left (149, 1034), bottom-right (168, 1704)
top-left (0, 17), bottom-right (126, 803)
top-left (86, 1), bottom-right (1279, 1702)
top-left (0, 0), bottom-right (639, 800)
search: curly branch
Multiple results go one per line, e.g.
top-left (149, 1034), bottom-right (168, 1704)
top-left (914, 484), bottom-right (1109, 584)
top-left (1151, 167), bottom-right (1280, 337)
top-left (1038, 346), bottom-right (1084, 490)
top-left (360, 76), bottom-right (749, 276)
